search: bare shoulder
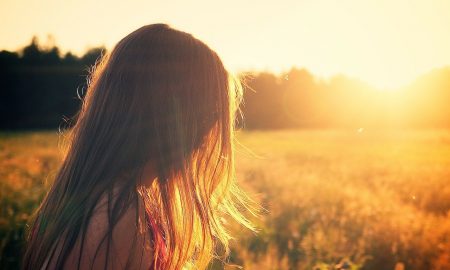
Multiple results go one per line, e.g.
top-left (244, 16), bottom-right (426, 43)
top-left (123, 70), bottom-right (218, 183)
top-left (62, 190), bottom-right (154, 270)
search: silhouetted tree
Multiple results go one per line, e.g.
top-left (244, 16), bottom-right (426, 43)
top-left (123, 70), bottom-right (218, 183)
top-left (0, 50), bottom-right (20, 66)
top-left (81, 47), bottom-right (106, 65)
top-left (22, 36), bottom-right (41, 65)
top-left (63, 52), bottom-right (78, 65)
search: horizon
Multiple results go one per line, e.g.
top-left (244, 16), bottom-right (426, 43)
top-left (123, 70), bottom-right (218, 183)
top-left (2, 0), bottom-right (450, 89)
top-left (3, 36), bottom-right (450, 92)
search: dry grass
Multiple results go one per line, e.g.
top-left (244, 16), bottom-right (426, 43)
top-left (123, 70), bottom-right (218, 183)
top-left (1, 130), bottom-right (449, 269)
top-left (232, 129), bottom-right (450, 270)
top-left (0, 131), bottom-right (61, 269)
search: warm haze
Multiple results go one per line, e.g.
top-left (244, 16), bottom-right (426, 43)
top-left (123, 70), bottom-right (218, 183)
top-left (2, 2), bottom-right (450, 270)
top-left (1, 0), bottom-right (450, 89)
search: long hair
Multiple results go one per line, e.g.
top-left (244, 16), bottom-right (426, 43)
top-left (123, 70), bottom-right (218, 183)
top-left (23, 24), bottom-right (254, 270)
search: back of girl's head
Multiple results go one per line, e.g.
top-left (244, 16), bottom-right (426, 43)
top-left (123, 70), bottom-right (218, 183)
top-left (23, 24), bottom-right (254, 270)
top-left (78, 23), bottom-right (234, 176)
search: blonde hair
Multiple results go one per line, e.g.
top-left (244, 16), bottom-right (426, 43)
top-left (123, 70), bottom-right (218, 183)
top-left (23, 24), bottom-right (254, 270)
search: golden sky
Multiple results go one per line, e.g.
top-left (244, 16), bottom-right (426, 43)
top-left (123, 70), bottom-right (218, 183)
top-left (1, 0), bottom-right (450, 89)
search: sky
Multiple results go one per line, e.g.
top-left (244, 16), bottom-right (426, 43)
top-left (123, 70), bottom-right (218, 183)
top-left (1, 0), bottom-right (450, 89)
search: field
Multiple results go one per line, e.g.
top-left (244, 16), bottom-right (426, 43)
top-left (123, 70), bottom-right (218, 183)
top-left (1, 130), bottom-right (450, 269)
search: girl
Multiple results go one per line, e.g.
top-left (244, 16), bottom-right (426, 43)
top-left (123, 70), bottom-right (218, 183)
top-left (23, 24), bottom-right (254, 270)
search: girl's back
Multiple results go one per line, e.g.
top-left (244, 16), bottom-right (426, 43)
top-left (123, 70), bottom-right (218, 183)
top-left (44, 189), bottom-right (153, 269)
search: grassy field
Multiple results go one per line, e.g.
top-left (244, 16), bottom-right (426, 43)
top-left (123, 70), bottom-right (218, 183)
top-left (1, 130), bottom-right (450, 269)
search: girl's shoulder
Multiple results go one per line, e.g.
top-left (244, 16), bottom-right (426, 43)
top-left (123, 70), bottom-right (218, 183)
top-left (51, 189), bottom-right (154, 270)
top-left (84, 190), bottom-right (153, 269)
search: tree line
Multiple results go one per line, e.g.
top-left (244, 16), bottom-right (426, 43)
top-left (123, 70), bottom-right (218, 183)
top-left (242, 68), bottom-right (450, 129)
top-left (1, 37), bottom-right (449, 130)
top-left (0, 37), bottom-right (105, 129)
